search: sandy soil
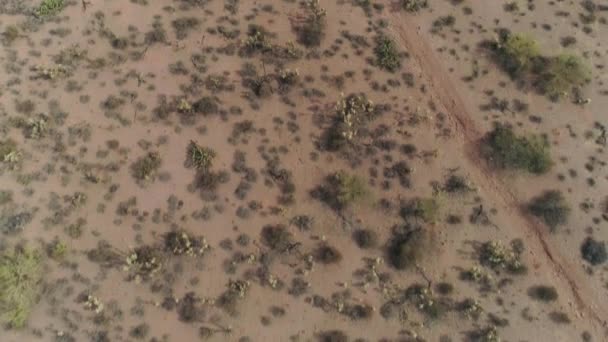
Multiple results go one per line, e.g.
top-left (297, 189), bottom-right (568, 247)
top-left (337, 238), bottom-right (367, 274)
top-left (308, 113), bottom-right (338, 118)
top-left (0, 0), bottom-right (607, 341)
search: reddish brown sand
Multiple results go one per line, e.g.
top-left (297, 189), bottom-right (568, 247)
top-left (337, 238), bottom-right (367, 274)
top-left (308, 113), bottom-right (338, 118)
top-left (1, 0), bottom-right (607, 341)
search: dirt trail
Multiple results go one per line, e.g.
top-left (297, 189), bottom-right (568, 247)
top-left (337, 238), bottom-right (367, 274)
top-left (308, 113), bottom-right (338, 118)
top-left (388, 12), bottom-right (608, 331)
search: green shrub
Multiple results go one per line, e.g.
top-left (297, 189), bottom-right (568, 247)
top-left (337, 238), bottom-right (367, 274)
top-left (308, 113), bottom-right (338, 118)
top-left (483, 125), bottom-right (552, 174)
top-left (538, 54), bottom-right (591, 99)
top-left (374, 35), bottom-right (401, 72)
top-left (34, 0), bottom-right (64, 17)
top-left (528, 285), bottom-right (558, 302)
top-left (580, 237), bottom-right (607, 265)
top-left (495, 33), bottom-right (540, 77)
top-left (528, 190), bottom-right (570, 230)
top-left (0, 247), bottom-right (43, 328)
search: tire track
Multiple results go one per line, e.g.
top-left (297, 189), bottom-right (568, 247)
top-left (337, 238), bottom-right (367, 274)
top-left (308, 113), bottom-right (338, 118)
top-left (387, 12), bottom-right (607, 330)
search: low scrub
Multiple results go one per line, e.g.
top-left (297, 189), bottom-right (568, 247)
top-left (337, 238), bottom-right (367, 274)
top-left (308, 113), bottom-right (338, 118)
top-left (482, 125), bottom-right (551, 174)
top-left (580, 237), bottom-right (607, 266)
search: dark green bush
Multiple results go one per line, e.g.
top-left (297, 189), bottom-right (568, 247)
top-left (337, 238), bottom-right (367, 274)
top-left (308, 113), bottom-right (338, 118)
top-left (482, 125), bottom-right (552, 174)
top-left (580, 237), bottom-right (607, 265)
top-left (528, 190), bottom-right (570, 230)
top-left (387, 227), bottom-right (434, 270)
top-left (528, 285), bottom-right (558, 302)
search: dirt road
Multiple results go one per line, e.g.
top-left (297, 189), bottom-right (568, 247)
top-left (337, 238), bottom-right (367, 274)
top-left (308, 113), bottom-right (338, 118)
top-left (388, 11), bottom-right (608, 332)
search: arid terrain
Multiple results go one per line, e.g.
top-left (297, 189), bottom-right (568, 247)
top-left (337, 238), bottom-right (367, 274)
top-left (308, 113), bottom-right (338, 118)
top-left (1, 0), bottom-right (607, 341)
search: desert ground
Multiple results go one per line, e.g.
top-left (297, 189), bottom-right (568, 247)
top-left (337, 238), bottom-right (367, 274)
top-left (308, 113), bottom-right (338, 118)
top-left (0, 0), bottom-right (607, 341)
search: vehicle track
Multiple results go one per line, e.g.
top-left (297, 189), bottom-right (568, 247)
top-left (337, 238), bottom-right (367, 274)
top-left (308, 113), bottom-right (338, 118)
top-left (388, 11), bottom-right (607, 331)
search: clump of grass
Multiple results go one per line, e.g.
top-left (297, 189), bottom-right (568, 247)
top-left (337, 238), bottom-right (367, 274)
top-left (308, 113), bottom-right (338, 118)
top-left (387, 226), bottom-right (434, 270)
top-left (538, 54), bottom-right (591, 100)
top-left (402, 0), bottom-right (428, 12)
top-left (400, 197), bottom-right (441, 224)
top-left (494, 33), bottom-right (540, 77)
top-left (479, 240), bottom-right (526, 274)
top-left (0, 247), bottom-right (43, 328)
top-left (164, 230), bottom-right (209, 256)
top-left (34, 0), bottom-right (64, 17)
top-left (580, 237), bottom-right (607, 266)
top-left (298, 0), bottom-right (326, 47)
top-left (374, 35), bottom-right (401, 72)
top-left (326, 93), bottom-right (376, 151)
top-left (528, 285), bottom-right (558, 302)
top-left (123, 246), bottom-right (163, 281)
top-left (186, 141), bottom-right (216, 170)
top-left (131, 152), bottom-right (162, 182)
top-left (528, 190), bottom-right (570, 231)
top-left (482, 124), bottom-right (552, 174)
